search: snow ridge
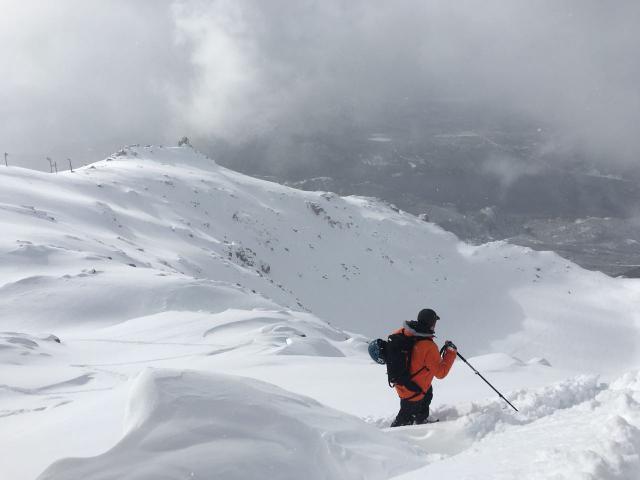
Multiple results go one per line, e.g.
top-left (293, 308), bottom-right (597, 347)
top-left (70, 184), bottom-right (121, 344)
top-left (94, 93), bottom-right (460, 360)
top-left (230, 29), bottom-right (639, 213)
top-left (39, 369), bottom-right (425, 480)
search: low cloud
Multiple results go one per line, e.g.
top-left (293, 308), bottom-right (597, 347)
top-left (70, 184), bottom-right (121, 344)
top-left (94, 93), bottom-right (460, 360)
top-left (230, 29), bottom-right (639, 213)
top-left (2, 1), bottom-right (639, 170)
top-left (481, 154), bottom-right (543, 191)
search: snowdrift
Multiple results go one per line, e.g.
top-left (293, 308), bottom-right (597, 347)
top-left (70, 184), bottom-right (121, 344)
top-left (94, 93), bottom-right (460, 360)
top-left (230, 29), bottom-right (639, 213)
top-left (0, 331), bottom-right (61, 364)
top-left (38, 369), bottom-right (424, 480)
top-left (0, 267), bottom-right (280, 332)
top-left (392, 369), bottom-right (640, 479)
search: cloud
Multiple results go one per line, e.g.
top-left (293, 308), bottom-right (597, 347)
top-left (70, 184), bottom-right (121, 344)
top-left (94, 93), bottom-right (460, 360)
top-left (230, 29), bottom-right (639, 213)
top-left (481, 154), bottom-right (543, 191)
top-left (2, 1), bottom-right (640, 169)
top-left (172, 0), bottom-right (640, 167)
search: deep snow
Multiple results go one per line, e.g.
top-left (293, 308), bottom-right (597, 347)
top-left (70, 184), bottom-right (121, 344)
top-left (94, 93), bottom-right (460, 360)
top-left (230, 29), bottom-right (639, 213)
top-left (39, 369), bottom-right (424, 480)
top-left (0, 146), bottom-right (639, 479)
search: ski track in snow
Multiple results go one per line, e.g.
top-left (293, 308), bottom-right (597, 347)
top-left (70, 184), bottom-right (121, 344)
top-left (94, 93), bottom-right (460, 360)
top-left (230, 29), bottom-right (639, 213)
top-left (385, 374), bottom-right (606, 455)
top-left (0, 145), bottom-right (638, 479)
top-left (392, 370), bottom-right (640, 480)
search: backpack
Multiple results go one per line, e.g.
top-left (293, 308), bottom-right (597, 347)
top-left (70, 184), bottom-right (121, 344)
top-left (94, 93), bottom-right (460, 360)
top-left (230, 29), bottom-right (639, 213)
top-left (368, 331), bottom-right (425, 395)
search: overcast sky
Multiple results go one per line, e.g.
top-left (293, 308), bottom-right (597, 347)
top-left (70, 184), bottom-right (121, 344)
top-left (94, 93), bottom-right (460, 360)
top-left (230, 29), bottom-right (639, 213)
top-left (2, 0), bottom-right (639, 170)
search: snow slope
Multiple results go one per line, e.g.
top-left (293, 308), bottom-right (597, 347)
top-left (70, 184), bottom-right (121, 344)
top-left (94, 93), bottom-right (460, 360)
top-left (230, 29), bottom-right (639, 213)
top-left (0, 145), bottom-right (638, 479)
top-left (1, 145), bottom-right (638, 367)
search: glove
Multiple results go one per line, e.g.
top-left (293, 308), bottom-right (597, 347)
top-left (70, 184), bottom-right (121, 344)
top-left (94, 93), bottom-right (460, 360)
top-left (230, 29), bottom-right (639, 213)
top-left (440, 340), bottom-right (457, 357)
top-left (444, 340), bottom-right (457, 351)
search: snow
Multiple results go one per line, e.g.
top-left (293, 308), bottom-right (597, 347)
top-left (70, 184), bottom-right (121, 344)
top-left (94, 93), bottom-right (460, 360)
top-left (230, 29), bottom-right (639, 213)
top-left (0, 145), bottom-right (638, 479)
top-left (392, 370), bottom-right (640, 480)
top-left (39, 369), bottom-right (424, 480)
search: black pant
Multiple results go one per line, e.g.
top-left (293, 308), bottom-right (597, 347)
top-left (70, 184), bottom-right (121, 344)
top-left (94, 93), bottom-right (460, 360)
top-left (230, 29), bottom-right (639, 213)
top-left (390, 386), bottom-right (433, 427)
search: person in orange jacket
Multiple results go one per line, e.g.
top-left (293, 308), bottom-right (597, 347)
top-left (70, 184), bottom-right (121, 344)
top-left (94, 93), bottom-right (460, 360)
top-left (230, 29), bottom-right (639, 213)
top-left (390, 308), bottom-right (457, 427)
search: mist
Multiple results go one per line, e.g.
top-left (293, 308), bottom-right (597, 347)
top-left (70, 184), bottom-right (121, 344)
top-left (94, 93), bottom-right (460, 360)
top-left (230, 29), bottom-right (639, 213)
top-left (2, 0), bottom-right (639, 171)
top-left (1, 0), bottom-right (191, 169)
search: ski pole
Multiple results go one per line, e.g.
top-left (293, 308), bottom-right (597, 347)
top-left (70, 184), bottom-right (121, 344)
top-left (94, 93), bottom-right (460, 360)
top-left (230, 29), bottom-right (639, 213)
top-left (456, 351), bottom-right (519, 412)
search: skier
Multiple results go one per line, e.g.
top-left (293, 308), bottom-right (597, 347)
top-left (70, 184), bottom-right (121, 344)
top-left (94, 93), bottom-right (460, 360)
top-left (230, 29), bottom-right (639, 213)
top-left (389, 308), bottom-right (457, 427)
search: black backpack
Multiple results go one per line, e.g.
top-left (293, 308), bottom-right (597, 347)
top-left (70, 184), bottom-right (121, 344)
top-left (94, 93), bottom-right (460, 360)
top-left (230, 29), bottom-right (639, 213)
top-left (368, 331), bottom-right (426, 395)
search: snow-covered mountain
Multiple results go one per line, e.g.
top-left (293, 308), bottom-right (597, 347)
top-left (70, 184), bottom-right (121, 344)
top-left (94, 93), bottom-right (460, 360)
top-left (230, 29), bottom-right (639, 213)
top-left (1, 146), bottom-right (639, 479)
top-left (211, 125), bottom-right (640, 277)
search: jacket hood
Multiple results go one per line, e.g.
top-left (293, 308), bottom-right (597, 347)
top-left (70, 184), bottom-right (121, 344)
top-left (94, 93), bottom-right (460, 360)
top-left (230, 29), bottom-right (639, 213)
top-left (403, 321), bottom-right (436, 338)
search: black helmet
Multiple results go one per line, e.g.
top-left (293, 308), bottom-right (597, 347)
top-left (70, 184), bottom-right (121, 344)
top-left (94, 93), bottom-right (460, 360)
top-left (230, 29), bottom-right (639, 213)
top-left (415, 308), bottom-right (440, 334)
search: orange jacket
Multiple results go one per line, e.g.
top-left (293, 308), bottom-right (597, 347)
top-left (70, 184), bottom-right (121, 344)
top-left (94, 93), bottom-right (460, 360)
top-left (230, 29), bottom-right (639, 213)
top-left (392, 327), bottom-right (456, 401)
